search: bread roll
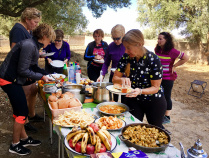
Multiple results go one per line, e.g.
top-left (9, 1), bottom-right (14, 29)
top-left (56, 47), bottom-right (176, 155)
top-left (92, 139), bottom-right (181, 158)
top-left (61, 92), bottom-right (74, 99)
top-left (113, 83), bottom-right (122, 90)
top-left (48, 95), bottom-right (58, 102)
top-left (58, 98), bottom-right (72, 109)
top-left (56, 90), bottom-right (62, 98)
top-left (68, 98), bottom-right (81, 108)
top-left (49, 101), bottom-right (58, 109)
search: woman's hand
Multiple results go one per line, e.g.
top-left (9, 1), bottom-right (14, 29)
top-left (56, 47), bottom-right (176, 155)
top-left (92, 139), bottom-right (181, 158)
top-left (95, 55), bottom-right (102, 60)
top-left (121, 77), bottom-right (131, 87)
top-left (64, 59), bottom-right (68, 64)
top-left (42, 75), bottom-right (52, 83)
top-left (126, 88), bottom-right (142, 98)
top-left (47, 58), bottom-right (52, 64)
top-left (96, 75), bottom-right (104, 82)
top-left (172, 65), bottom-right (176, 73)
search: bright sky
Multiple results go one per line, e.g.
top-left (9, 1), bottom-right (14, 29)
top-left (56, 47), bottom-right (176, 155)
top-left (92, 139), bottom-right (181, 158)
top-left (82, 0), bottom-right (183, 38)
top-left (82, 0), bottom-right (141, 34)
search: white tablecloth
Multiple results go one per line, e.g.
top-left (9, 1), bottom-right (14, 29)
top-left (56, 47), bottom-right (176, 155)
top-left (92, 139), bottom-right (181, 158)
top-left (53, 108), bottom-right (181, 158)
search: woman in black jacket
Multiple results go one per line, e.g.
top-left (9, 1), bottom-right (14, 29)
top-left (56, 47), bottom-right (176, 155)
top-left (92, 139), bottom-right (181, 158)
top-left (0, 24), bottom-right (55, 156)
top-left (84, 29), bottom-right (108, 81)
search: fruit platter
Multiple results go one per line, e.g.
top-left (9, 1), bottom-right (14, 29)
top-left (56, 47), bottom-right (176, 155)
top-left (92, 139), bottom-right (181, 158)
top-left (64, 123), bottom-right (117, 156)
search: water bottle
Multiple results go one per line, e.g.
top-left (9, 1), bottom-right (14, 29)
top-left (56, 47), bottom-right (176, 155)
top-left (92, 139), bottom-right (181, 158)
top-left (68, 64), bottom-right (75, 83)
top-left (76, 63), bottom-right (81, 74)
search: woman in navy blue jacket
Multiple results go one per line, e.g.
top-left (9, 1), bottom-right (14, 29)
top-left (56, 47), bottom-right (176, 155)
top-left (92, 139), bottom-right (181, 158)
top-left (84, 29), bottom-right (108, 81)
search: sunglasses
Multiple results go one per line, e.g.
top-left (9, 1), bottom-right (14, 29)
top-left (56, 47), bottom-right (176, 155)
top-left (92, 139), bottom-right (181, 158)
top-left (112, 37), bottom-right (121, 41)
top-left (33, 12), bottom-right (41, 17)
top-left (55, 40), bottom-right (62, 42)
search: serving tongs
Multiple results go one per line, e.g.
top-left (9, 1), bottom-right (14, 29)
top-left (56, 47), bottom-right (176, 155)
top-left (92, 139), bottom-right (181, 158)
top-left (49, 74), bottom-right (61, 84)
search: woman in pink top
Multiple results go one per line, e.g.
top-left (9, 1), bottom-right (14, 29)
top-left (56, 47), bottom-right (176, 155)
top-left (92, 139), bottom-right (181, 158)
top-left (155, 32), bottom-right (189, 124)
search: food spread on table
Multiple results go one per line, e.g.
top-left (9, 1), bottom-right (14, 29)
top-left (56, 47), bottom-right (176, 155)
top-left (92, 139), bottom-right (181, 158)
top-left (66, 123), bottom-right (112, 155)
top-left (37, 72), bottom-right (178, 156)
top-left (96, 116), bottom-right (124, 130)
top-left (99, 104), bottom-right (126, 114)
top-left (53, 110), bottom-right (95, 127)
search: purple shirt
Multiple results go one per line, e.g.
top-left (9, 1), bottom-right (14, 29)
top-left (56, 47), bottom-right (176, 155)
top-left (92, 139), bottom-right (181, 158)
top-left (44, 41), bottom-right (71, 61)
top-left (101, 42), bottom-right (125, 76)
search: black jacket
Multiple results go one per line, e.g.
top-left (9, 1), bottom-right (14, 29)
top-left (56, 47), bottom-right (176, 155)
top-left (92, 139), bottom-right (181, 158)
top-left (84, 40), bottom-right (108, 67)
top-left (0, 37), bottom-right (47, 85)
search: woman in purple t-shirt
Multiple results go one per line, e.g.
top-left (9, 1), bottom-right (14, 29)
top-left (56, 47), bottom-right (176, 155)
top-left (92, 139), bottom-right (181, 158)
top-left (44, 29), bottom-right (71, 74)
top-left (155, 32), bottom-right (189, 124)
top-left (97, 24), bottom-right (125, 82)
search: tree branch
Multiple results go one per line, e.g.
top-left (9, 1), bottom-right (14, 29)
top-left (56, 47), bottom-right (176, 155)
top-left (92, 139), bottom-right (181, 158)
top-left (0, 0), bottom-right (49, 17)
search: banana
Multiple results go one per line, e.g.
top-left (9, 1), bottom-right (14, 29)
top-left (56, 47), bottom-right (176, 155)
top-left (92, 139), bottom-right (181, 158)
top-left (66, 130), bottom-right (86, 141)
top-left (96, 129), bottom-right (111, 150)
top-left (86, 126), bottom-right (96, 145)
top-left (94, 135), bottom-right (101, 153)
top-left (101, 129), bottom-right (111, 141)
top-left (81, 133), bottom-right (88, 153)
top-left (72, 133), bottom-right (85, 147)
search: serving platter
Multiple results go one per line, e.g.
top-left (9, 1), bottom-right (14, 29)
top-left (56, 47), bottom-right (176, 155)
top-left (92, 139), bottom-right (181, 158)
top-left (106, 85), bottom-right (132, 95)
top-left (93, 59), bottom-right (104, 64)
top-left (64, 132), bottom-right (117, 156)
top-left (118, 123), bottom-right (171, 153)
top-left (95, 117), bottom-right (126, 131)
top-left (40, 52), bottom-right (55, 57)
top-left (96, 102), bottom-right (129, 116)
top-left (46, 74), bottom-right (66, 81)
top-left (50, 60), bottom-right (65, 68)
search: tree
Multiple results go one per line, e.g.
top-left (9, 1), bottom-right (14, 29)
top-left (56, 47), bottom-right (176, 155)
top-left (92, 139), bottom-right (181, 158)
top-left (0, 0), bottom-right (131, 18)
top-left (137, 0), bottom-right (209, 55)
top-left (0, 0), bottom-right (131, 36)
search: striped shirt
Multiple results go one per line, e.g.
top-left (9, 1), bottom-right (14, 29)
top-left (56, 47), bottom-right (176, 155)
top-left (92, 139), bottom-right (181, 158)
top-left (155, 48), bottom-right (184, 80)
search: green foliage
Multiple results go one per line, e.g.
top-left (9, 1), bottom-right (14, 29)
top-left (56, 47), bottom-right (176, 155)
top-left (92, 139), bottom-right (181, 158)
top-left (137, 0), bottom-right (209, 43)
top-left (0, 0), bottom-right (131, 36)
top-left (142, 28), bottom-right (158, 40)
top-left (37, 0), bottom-right (88, 35)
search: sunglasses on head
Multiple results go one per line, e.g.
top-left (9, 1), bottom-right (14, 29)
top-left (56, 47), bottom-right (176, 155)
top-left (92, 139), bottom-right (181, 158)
top-left (55, 40), bottom-right (62, 42)
top-left (112, 37), bottom-right (121, 41)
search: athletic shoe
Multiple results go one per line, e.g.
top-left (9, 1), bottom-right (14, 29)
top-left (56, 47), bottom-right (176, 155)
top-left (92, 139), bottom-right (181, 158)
top-left (9, 143), bottom-right (31, 156)
top-left (162, 116), bottom-right (170, 124)
top-left (24, 123), bottom-right (38, 133)
top-left (20, 136), bottom-right (41, 147)
top-left (28, 114), bottom-right (44, 122)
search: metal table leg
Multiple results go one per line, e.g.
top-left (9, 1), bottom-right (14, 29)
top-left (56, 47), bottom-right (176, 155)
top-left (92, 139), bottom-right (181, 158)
top-left (49, 119), bottom-right (53, 144)
top-left (58, 135), bottom-right (60, 158)
top-left (61, 140), bottom-right (64, 158)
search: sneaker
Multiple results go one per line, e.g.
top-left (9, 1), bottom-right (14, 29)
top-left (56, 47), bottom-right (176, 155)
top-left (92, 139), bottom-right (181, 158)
top-left (24, 123), bottom-right (38, 133)
top-left (28, 114), bottom-right (44, 122)
top-left (9, 143), bottom-right (31, 156)
top-left (162, 116), bottom-right (170, 124)
top-left (20, 137), bottom-right (41, 147)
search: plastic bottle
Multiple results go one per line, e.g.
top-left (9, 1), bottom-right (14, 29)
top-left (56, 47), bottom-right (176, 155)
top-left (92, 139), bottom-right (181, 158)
top-left (76, 63), bottom-right (81, 74)
top-left (68, 64), bottom-right (75, 83)
top-left (63, 63), bottom-right (68, 79)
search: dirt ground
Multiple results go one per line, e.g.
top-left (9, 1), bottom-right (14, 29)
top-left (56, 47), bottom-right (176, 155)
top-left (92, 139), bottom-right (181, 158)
top-left (0, 46), bottom-right (209, 157)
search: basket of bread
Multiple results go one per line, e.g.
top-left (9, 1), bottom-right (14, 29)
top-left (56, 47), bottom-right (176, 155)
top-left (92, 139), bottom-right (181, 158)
top-left (48, 91), bottom-right (82, 118)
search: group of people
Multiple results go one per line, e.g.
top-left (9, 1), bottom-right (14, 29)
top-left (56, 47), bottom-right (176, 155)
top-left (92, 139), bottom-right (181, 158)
top-left (0, 7), bottom-right (71, 156)
top-left (84, 27), bottom-right (189, 129)
top-left (0, 6), bottom-right (189, 157)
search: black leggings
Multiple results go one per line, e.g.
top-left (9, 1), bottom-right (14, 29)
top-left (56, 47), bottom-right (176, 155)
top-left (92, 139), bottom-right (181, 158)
top-left (124, 96), bottom-right (167, 128)
top-left (1, 84), bottom-right (28, 118)
top-left (87, 64), bottom-right (102, 82)
top-left (161, 80), bottom-right (174, 110)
